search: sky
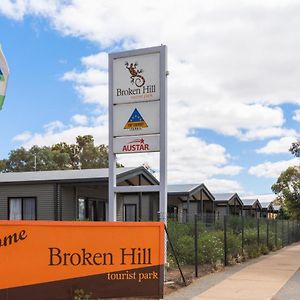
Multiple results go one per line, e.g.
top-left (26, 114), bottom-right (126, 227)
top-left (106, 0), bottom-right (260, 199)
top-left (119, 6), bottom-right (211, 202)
top-left (0, 0), bottom-right (299, 199)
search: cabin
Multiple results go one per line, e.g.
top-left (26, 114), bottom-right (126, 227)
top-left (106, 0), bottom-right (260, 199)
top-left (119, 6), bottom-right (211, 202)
top-left (241, 198), bottom-right (262, 218)
top-left (167, 184), bottom-right (215, 223)
top-left (272, 205), bottom-right (282, 219)
top-left (0, 167), bottom-right (160, 222)
top-left (260, 202), bottom-right (274, 219)
top-left (212, 193), bottom-right (244, 220)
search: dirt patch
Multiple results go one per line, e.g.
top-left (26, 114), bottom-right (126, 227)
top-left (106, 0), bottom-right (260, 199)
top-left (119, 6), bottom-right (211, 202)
top-left (164, 264), bottom-right (224, 295)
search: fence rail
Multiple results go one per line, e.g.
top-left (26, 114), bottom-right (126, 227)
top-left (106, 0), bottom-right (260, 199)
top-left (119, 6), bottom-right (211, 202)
top-left (166, 214), bottom-right (300, 280)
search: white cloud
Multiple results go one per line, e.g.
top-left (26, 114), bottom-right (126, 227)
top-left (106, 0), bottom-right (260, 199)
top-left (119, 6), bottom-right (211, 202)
top-left (81, 52), bottom-right (108, 70)
top-left (256, 136), bottom-right (298, 154)
top-left (20, 125), bottom-right (108, 149)
top-left (12, 131), bottom-right (32, 142)
top-left (43, 120), bottom-right (65, 133)
top-left (4, 0), bottom-right (300, 193)
top-left (71, 114), bottom-right (88, 126)
top-left (206, 179), bottom-right (244, 194)
top-left (4, 0), bottom-right (293, 139)
top-left (249, 158), bottom-right (299, 179)
top-left (239, 128), bottom-right (297, 142)
top-left (242, 194), bottom-right (276, 202)
top-left (293, 109), bottom-right (300, 122)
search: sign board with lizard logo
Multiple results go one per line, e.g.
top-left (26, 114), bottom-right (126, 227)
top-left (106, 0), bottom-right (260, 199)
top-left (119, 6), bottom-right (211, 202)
top-left (113, 53), bottom-right (160, 104)
top-left (109, 46), bottom-right (168, 246)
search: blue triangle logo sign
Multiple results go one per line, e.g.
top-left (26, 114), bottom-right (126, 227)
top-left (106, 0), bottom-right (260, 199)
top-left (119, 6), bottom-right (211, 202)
top-left (124, 108), bottom-right (148, 129)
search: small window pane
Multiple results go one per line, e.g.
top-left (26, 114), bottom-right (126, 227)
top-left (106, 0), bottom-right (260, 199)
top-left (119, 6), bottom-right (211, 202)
top-left (23, 198), bottom-right (36, 220)
top-left (78, 198), bottom-right (86, 220)
top-left (125, 204), bottom-right (137, 221)
top-left (9, 198), bottom-right (22, 220)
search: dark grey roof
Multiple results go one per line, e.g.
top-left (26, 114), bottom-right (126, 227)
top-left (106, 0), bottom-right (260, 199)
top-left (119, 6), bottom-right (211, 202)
top-left (260, 202), bottom-right (273, 209)
top-left (0, 167), bottom-right (158, 184)
top-left (241, 198), bottom-right (259, 207)
top-left (213, 193), bottom-right (236, 201)
top-left (168, 184), bottom-right (200, 194)
top-left (241, 199), bottom-right (261, 208)
top-left (168, 183), bottom-right (215, 201)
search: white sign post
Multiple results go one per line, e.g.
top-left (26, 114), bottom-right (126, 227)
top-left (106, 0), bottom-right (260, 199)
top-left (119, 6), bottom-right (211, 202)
top-left (108, 45), bottom-right (167, 224)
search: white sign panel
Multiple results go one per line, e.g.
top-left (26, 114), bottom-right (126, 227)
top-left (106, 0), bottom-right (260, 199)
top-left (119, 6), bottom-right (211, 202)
top-left (113, 53), bottom-right (160, 104)
top-left (113, 135), bottom-right (160, 154)
top-left (113, 101), bottom-right (160, 137)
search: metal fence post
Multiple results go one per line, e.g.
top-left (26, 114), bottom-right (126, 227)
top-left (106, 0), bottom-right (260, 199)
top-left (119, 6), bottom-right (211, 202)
top-left (241, 216), bottom-right (245, 255)
top-left (282, 220), bottom-right (284, 248)
top-left (194, 214), bottom-right (198, 278)
top-left (224, 215), bottom-right (228, 266)
top-left (287, 220), bottom-right (290, 244)
top-left (266, 219), bottom-right (269, 249)
top-left (257, 218), bottom-right (260, 247)
top-left (275, 219), bottom-right (278, 248)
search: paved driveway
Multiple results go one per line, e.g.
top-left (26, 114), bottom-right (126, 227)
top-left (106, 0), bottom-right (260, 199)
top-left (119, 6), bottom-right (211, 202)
top-left (165, 243), bottom-right (300, 300)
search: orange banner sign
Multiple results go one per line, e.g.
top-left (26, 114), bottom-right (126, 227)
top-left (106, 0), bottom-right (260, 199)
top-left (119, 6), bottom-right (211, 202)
top-left (0, 221), bottom-right (164, 299)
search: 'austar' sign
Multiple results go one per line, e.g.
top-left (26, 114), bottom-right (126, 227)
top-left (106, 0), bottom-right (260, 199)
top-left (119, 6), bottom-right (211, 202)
top-left (113, 135), bottom-right (160, 154)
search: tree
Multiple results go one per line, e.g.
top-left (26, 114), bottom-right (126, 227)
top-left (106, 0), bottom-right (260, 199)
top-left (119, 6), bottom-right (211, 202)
top-left (289, 138), bottom-right (300, 157)
top-left (271, 166), bottom-right (300, 219)
top-left (272, 138), bottom-right (300, 219)
top-left (0, 135), bottom-right (118, 172)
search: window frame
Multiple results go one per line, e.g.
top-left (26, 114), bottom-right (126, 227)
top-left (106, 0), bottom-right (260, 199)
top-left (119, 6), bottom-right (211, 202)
top-left (124, 204), bottom-right (137, 222)
top-left (8, 197), bottom-right (37, 220)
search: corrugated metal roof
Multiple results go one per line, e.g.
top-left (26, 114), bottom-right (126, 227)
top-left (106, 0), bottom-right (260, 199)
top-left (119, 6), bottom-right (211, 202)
top-left (241, 198), bottom-right (258, 206)
top-left (260, 202), bottom-right (272, 209)
top-left (213, 193), bottom-right (236, 202)
top-left (0, 167), bottom-right (136, 183)
top-left (168, 184), bottom-right (200, 194)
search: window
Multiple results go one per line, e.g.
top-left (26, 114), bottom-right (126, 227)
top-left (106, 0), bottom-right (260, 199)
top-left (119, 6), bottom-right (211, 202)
top-left (77, 198), bottom-right (106, 221)
top-left (9, 198), bottom-right (36, 220)
top-left (124, 204), bottom-right (137, 221)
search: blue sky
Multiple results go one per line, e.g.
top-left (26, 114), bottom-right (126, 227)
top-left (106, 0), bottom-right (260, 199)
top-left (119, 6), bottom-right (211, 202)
top-left (0, 1), bottom-right (299, 199)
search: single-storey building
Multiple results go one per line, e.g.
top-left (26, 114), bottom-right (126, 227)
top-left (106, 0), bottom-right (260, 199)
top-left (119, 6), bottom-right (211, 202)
top-left (212, 193), bottom-right (244, 220)
top-left (260, 202), bottom-right (274, 219)
top-left (241, 198), bottom-right (262, 218)
top-left (0, 167), bottom-right (160, 222)
top-left (167, 184), bottom-right (215, 223)
top-left (272, 205), bottom-right (282, 219)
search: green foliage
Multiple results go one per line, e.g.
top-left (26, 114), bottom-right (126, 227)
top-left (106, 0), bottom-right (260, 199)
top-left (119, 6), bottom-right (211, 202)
top-left (167, 217), bottom-right (300, 269)
top-left (289, 138), bottom-right (300, 157)
top-left (226, 231), bottom-right (242, 258)
top-left (0, 135), bottom-right (122, 172)
top-left (198, 231), bottom-right (224, 265)
top-left (73, 289), bottom-right (92, 300)
top-left (175, 235), bottom-right (195, 264)
top-left (260, 244), bottom-right (269, 255)
top-left (272, 165), bottom-right (300, 219)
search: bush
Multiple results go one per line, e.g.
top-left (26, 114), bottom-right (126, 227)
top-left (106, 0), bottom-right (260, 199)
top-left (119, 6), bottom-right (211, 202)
top-left (226, 231), bottom-right (242, 259)
top-left (198, 231), bottom-right (224, 265)
top-left (245, 244), bottom-right (260, 258)
top-left (175, 235), bottom-right (195, 264)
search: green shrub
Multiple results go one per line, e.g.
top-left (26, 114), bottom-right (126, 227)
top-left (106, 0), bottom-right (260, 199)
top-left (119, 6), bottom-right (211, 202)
top-left (174, 235), bottom-right (194, 264)
top-left (198, 231), bottom-right (224, 265)
top-left (260, 244), bottom-right (269, 255)
top-left (226, 231), bottom-right (242, 258)
top-left (245, 244), bottom-right (260, 258)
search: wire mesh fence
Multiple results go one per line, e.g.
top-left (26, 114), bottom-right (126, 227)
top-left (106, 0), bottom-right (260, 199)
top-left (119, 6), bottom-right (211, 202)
top-left (166, 214), bottom-right (300, 282)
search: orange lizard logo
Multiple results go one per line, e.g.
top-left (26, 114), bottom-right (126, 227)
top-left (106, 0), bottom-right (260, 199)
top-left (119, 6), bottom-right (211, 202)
top-left (125, 62), bottom-right (145, 87)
